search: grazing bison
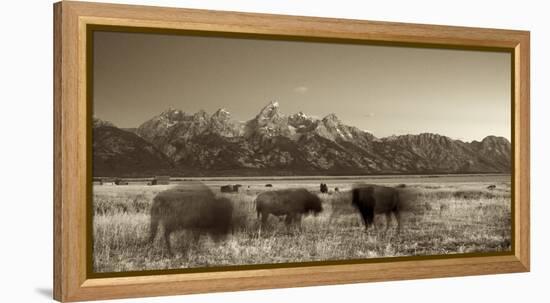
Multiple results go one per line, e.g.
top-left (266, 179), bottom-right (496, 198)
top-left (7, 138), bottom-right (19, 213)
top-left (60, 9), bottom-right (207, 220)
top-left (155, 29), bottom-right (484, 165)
top-left (220, 185), bottom-right (233, 192)
top-left (220, 184), bottom-right (242, 193)
top-left (265, 184), bottom-right (273, 187)
top-left (487, 184), bottom-right (496, 190)
top-left (220, 185), bottom-right (235, 193)
top-left (320, 183), bottom-right (328, 193)
top-left (352, 184), bottom-right (402, 232)
top-left (255, 188), bottom-right (323, 226)
top-left (149, 183), bottom-right (233, 254)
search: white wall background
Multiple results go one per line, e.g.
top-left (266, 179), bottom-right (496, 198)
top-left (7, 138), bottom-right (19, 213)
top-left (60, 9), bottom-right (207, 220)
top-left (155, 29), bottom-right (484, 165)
top-left (0, 0), bottom-right (548, 302)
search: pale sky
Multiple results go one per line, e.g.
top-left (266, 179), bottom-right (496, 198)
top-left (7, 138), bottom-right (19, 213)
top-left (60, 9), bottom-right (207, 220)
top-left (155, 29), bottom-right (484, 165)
top-left (93, 31), bottom-right (511, 142)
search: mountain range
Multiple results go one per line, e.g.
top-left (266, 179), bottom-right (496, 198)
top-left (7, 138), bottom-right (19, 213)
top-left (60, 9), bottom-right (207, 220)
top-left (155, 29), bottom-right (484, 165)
top-left (93, 101), bottom-right (511, 177)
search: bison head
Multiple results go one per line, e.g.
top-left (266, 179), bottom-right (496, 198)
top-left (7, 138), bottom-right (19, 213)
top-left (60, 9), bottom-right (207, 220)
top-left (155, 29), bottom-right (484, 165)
top-left (211, 197), bottom-right (234, 232)
top-left (305, 194), bottom-right (323, 215)
top-left (352, 186), bottom-right (375, 208)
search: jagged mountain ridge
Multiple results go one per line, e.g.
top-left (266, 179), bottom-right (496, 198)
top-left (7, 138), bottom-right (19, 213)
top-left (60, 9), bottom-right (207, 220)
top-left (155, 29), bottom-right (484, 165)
top-left (93, 118), bottom-right (173, 177)
top-left (93, 102), bottom-right (511, 176)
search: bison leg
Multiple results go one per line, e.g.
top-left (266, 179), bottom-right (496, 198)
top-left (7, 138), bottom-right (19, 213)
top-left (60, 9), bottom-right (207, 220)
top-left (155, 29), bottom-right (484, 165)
top-left (260, 212), bottom-right (269, 226)
top-left (385, 212), bottom-right (393, 232)
top-left (284, 214), bottom-right (301, 234)
top-left (295, 215), bottom-right (304, 232)
top-left (192, 230), bottom-right (203, 245)
top-left (163, 227), bottom-right (173, 256)
top-left (284, 214), bottom-right (293, 225)
top-left (285, 214), bottom-right (301, 226)
top-left (295, 214), bottom-right (302, 227)
top-left (394, 210), bottom-right (402, 234)
top-left (257, 212), bottom-right (269, 238)
top-left (148, 217), bottom-right (159, 244)
top-left (360, 208), bottom-right (375, 232)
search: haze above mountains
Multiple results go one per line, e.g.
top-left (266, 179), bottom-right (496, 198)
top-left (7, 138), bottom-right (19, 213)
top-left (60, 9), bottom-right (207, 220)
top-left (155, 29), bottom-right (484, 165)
top-left (93, 101), bottom-right (511, 177)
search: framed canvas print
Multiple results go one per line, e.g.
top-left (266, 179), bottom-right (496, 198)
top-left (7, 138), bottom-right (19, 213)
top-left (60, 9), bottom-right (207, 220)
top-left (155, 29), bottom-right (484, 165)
top-left (53, 1), bottom-right (530, 302)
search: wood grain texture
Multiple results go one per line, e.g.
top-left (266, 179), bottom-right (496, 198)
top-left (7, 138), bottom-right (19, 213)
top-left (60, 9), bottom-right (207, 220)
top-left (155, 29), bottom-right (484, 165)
top-left (53, 1), bottom-right (530, 301)
top-left (53, 2), bottom-right (62, 300)
top-left (515, 33), bottom-right (530, 270)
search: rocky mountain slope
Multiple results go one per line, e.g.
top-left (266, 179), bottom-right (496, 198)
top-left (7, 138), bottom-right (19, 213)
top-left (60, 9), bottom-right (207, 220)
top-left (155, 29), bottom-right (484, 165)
top-left (94, 102), bottom-right (511, 177)
top-left (93, 118), bottom-right (173, 177)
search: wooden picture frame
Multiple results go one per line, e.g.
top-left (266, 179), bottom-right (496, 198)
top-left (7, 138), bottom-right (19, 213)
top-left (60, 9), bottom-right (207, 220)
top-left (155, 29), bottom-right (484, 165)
top-left (53, 1), bottom-right (530, 301)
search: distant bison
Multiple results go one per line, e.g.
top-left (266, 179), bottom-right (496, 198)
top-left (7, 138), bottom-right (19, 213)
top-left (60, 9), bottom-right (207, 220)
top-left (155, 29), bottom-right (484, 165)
top-left (220, 185), bottom-right (233, 192)
top-left (265, 184), bottom-right (273, 187)
top-left (255, 188), bottom-right (323, 226)
top-left (352, 185), bottom-right (403, 232)
top-left (114, 178), bottom-right (128, 185)
top-left (487, 185), bottom-right (496, 190)
top-left (149, 183), bottom-right (233, 254)
top-left (220, 184), bottom-right (241, 193)
top-left (320, 183), bottom-right (328, 193)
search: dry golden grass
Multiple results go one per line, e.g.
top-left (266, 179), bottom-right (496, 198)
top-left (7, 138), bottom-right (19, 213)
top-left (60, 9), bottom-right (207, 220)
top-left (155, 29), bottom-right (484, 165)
top-left (93, 180), bottom-right (511, 273)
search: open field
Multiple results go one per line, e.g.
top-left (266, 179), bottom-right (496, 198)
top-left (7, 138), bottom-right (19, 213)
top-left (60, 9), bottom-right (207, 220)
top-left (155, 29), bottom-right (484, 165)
top-left (93, 175), bottom-right (511, 273)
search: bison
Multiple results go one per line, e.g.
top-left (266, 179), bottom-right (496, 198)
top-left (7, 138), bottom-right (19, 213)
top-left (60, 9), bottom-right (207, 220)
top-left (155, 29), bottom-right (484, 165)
top-left (220, 184), bottom-right (242, 193)
top-left (149, 183), bottom-right (233, 254)
top-left (220, 185), bottom-right (234, 193)
top-left (320, 183), bottom-right (328, 193)
top-left (255, 188), bottom-right (323, 226)
top-left (351, 184), bottom-right (403, 233)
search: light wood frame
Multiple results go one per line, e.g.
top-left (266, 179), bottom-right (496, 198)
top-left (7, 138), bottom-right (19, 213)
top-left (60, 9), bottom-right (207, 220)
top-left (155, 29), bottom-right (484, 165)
top-left (53, 1), bottom-right (530, 301)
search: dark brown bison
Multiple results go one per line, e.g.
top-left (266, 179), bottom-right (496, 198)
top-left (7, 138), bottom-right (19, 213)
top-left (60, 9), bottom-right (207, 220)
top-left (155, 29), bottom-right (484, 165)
top-left (220, 185), bottom-right (234, 193)
top-left (255, 188), bottom-right (323, 226)
top-left (320, 183), bottom-right (328, 193)
top-left (149, 183), bottom-right (233, 254)
top-left (351, 184), bottom-right (402, 232)
top-left (220, 184), bottom-right (242, 193)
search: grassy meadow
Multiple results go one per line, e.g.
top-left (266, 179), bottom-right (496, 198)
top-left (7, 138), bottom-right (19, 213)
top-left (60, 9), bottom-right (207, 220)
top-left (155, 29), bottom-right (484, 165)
top-left (92, 175), bottom-right (512, 273)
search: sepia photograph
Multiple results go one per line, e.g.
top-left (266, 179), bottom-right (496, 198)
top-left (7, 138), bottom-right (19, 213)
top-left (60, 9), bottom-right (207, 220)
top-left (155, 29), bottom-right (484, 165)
top-left (91, 29), bottom-right (512, 274)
